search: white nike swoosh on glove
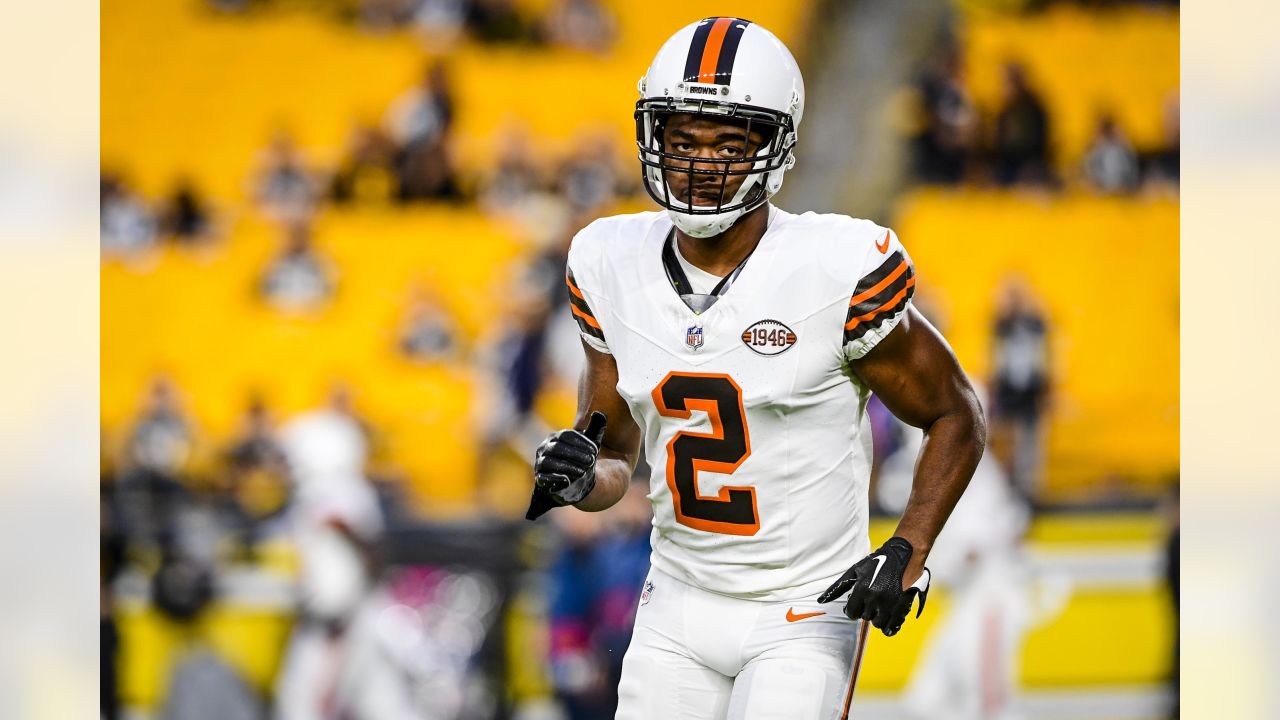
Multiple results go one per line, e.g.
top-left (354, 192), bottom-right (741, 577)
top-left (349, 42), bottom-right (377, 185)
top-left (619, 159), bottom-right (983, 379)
top-left (869, 555), bottom-right (888, 586)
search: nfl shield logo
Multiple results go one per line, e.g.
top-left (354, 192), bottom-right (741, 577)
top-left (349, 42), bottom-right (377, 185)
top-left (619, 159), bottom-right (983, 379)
top-left (686, 324), bottom-right (704, 351)
top-left (640, 580), bottom-right (654, 605)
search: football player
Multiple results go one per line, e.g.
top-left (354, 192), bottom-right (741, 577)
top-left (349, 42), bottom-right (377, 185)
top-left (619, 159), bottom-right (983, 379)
top-left (528, 17), bottom-right (987, 720)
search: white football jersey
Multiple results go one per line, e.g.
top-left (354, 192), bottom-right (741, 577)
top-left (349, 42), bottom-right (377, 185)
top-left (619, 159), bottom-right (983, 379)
top-left (566, 206), bottom-right (916, 602)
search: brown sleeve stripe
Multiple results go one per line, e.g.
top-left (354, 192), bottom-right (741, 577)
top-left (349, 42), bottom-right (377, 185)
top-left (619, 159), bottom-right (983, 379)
top-left (844, 278), bottom-right (915, 342)
top-left (851, 251), bottom-right (907, 296)
top-left (565, 269), bottom-right (587, 301)
top-left (847, 265), bottom-right (915, 322)
top-left (570, 302), bottom-right (602, 330)
top-left (566, 270), bottom-right (597, 319)
top-left (844, 255), bottom-right (916, 344)
top-left (848, 257), bottom-right (910, 310)
top-left (566, 268), bottom-right (606, 341)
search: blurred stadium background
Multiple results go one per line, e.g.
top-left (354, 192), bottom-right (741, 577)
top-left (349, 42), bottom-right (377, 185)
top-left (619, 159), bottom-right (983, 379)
top-left (100, 0), bottom-right (1179, 718)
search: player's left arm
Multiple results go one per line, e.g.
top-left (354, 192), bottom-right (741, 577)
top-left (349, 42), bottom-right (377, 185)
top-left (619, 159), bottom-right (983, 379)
top-left (849, 305), bottom-right (987, 586)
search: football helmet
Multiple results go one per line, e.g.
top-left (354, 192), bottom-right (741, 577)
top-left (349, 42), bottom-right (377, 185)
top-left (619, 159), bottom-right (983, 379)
top-left (636, 18), bottom-right (805, 238)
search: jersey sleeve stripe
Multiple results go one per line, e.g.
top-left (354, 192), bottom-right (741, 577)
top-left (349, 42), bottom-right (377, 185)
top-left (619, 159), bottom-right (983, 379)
top-left (848, 257), bottom-right (909, 308)
top-left (567, 279), bottom-right (600, 324)
top-left (570, 300), bottom-right (603, 330)
top-left (850, 251), bottom-right (906, 295)
top-left (568, 289), bottom-right (596, 318)
top-left (565, 269), bottom-right (588, 300)
top-left (844, 276), bottom-right (915, 341)
top-left (565, 267), bottom-right (606, 341)
top-left (847, 267), bottom-right (914, 321)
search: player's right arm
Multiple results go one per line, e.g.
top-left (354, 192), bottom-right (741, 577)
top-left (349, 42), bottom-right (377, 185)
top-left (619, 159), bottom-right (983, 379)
top-left (527, 220), bottom-right (641, 517)
top-left (527, 340), bottom-right (641, 517)
top-left (569, 341), bottom-right (642, 512)
top-left (524, 335), bottom-right (640, 515)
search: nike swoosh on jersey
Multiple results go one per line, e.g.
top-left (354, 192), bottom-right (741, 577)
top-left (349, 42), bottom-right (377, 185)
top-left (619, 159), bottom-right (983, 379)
top-left (785, 608), bottom-right (825, 622)
top-left (875, 231), bottom-right (891, 254)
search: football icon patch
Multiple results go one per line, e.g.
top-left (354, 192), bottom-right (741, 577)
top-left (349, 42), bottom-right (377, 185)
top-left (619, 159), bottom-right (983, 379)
top-left (741, 319), bottom-right (796, 356)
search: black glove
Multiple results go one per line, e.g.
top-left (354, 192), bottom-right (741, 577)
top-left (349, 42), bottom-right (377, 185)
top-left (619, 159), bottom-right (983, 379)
top-left (525, 411), bottom-right (608, 521)
top-left (816, 536), bottom-right (932, 637)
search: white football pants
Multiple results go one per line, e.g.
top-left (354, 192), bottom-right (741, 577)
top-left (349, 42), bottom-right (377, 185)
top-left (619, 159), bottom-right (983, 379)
top-left (616, 566), bottom-right (869, 720)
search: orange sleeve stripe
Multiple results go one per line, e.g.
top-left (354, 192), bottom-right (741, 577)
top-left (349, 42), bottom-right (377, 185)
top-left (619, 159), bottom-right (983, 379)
top-left (844, 276), bottom-right (915, 331)
top-left (570, 302), bottom-right (601, 330)
top-left (848, 259), bottom-right (909, 307)
top-left (565, 273), bottom-right (586, 301)
top-left (698, 18), bottom-right (733, 83)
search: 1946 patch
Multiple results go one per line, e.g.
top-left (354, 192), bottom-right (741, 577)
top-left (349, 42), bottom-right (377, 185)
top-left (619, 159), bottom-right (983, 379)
top-left (741, 319), bottom-right (797, 356)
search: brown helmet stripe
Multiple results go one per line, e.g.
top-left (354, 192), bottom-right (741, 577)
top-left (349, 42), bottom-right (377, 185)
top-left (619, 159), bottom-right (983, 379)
top-left (683, 17), bottom-right (751, 85)
top-left (714, 19), bottom-right (751, 83)
top-left (696, 18), bottom-right (734, 83)
top-left (682, 19), bottom-right (716, 83)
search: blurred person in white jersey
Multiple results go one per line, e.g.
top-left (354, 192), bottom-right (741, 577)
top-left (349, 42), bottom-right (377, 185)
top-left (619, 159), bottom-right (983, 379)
top-left (525, 17), bottom-right (987, 720)
top-left (275, 396), bottom-right (421, 720)
top-left (876, 383), bottom-right (1037, 720)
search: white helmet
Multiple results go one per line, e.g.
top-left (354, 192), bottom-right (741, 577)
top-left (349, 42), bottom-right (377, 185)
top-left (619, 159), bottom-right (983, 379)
top-left (636, 18), bottom-right (805, 238)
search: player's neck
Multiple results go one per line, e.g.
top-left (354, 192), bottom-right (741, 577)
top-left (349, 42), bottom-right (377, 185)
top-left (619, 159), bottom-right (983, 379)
top-left (674, 204), bottom-right (771, 277)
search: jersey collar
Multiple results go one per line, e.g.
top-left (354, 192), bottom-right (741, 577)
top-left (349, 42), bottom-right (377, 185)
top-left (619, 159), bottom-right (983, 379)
top-left (660, 205), bottom-right (777, 315)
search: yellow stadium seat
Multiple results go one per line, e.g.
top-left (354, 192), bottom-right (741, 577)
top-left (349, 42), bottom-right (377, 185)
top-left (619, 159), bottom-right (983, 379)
top-left (958, 5), bottom-right (1179, 170)
top-left (894, 188), bottom-right (1178, 496)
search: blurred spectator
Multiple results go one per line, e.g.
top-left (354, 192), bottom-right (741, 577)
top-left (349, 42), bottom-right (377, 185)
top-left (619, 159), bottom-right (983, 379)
top-left (398, 283), bottom-right (459, 362)
top-left (252, 130), bottom-right (319, 223)
top-left (466, 0), bottom-right (539, 44)
top-left (992, 62), bottom-right (1052, 187)
top-left (477, 282), bottom-right (555, 486)
top-left (1143, 93), bottom-right (1180, 190)
top-left (990, 276), bottom-right (1051, 503)
top-left (1083, 114), bottom-right (1140, 194)
top-left (491, 284), bottom-right (551, 430)
top-left (127, 376), bottom-right (195, 480)
top-left (161, 177), bottom-right (215, 243)
top-left (386, 62), bottom-right (455, 149)
top-left (220, 397), bottom-right (290, 556)
top-left (557, 132), bottom-right (621, 214)
top-left (329, 123), bottom-right (399, 205)
top-left (358, 0), bottom-right (417, 31)
top-left (548, 480), bottom-right (651, 719)
top-left (479, 123), bottom-right (547, 215)
top-left (112, 378), bottom-right (195, 569)
top-left (410, 0), bottom-right (470, 48)
top-left (911, 44), bottom-right (979, 184)
top-left (386, 62), bottom-right (462, 202)
top-left (260, 221), bottom-right (335, 311)
top-left (226, 397), bottom-right (286, 472)
top-left (101, 172), bottom-right (158, 256)
top-left (542, 0), bottom-right (617, 55)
